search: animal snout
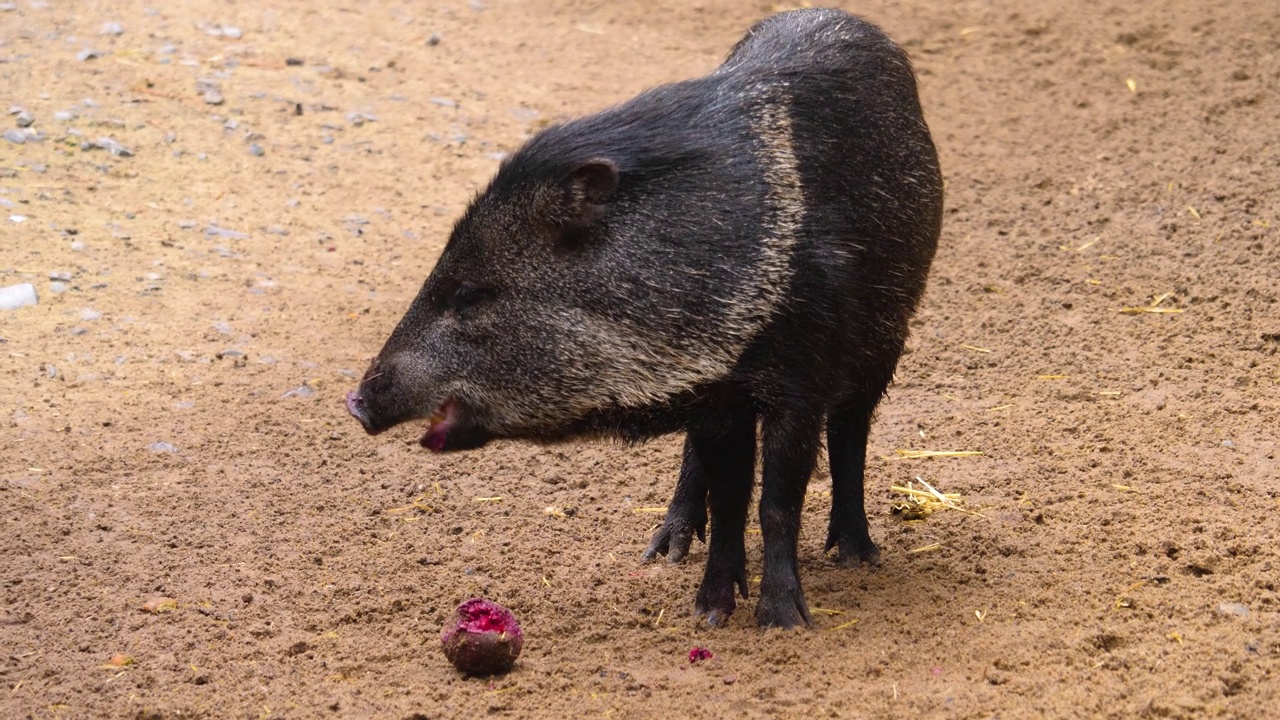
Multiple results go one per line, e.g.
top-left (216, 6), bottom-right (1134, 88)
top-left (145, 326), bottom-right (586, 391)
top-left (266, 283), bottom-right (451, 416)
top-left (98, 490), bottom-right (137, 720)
top-left (346, 389), bottom-right (368, 420)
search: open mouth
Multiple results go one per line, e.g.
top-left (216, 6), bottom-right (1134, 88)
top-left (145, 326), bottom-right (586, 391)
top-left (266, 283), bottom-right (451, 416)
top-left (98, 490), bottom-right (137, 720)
top-left (421, 399), bottom-right (458, 452)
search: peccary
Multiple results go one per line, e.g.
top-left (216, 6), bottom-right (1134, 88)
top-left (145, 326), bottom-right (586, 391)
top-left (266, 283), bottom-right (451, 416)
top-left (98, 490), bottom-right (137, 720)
top-left (346, 8), bottom-right (942, 628)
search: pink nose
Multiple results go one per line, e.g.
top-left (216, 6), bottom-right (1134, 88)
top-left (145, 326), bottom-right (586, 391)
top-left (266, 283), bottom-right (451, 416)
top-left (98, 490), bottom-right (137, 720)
top-left (345, 390), bottom-right (367, 422)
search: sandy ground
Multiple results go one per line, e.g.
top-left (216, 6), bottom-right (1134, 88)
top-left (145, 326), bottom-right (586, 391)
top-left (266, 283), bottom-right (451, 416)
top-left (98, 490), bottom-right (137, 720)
top-left (2, 0), bottom-right (1278, 717)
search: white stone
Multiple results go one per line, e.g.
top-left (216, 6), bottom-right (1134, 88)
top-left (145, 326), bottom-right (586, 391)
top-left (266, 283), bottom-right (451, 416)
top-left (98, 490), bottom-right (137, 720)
top-left (0, 283), bottom-right (38, 310)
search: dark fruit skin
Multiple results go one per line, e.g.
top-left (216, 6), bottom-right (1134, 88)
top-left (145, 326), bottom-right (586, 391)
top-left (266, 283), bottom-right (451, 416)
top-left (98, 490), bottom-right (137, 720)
top-left (440, 599), bottom-right (524, 675)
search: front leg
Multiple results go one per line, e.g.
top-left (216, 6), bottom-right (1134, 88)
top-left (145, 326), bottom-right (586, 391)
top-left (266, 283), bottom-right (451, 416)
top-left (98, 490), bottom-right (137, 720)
top-left (689, 416), bottom-right (756, 627)
top-left (756, 409), bottom-right (822, 629)
top-left (642, 435), bottom-right (707, 564)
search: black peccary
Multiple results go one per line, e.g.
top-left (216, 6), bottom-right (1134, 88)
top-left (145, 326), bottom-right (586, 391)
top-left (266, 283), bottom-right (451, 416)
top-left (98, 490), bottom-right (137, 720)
top-left (346, 8), bottom-right (942, 628)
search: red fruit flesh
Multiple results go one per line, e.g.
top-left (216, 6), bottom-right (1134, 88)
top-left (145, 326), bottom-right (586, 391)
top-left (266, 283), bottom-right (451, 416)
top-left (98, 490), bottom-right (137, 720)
top-left (421, 400), bottom-right (456, 452)
top-left (441, 598), bottom-right (523, 675)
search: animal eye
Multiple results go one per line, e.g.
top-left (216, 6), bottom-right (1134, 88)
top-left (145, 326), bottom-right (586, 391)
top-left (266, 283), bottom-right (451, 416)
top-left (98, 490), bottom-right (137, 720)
top-left (450, 282), bottom-right (492, 315)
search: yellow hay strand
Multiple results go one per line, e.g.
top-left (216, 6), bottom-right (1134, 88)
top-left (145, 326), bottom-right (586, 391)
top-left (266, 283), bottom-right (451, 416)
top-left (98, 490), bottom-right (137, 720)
top-left (386, 495), bottom-right (434, 514)
top-left (959, 344), bottom-right (992, 353)
top-left (831, 619), bottom-right (860, 631)
top-left (895, 449), bottom-right (984, 459)
top-left (907, 542), bottom-right (942, 554)
top-left (892, 478), bottom-right (982, 519)
top-left (1120, 291), bottom-right (1184, 315)
top-left (632, 507), bottom-right (668, 514)
top-left (1114, 579), bottom-right (1147, 609)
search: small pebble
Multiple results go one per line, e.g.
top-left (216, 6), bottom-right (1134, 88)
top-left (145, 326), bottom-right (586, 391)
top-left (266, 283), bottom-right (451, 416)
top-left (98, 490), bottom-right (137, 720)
top-left (3, 129), bottom-right (26, 144)
top-left (9, 214), bottom-right (26, 223)
top-left (84, 137), bottom-right (133, 157)
top-left (282, 384), bottom-right (315, 399)
top-left (285, 57), bottom-right (304, 66)
top-left (15, 110), bottom-right (34, 127)
top-left (49, 270), bottom-right (73, 281)
top-left (79, 308), bottom-right (102, 321)
top-left (0, 283), bottom-right (39, 310)
top-left (99, 21), bottom-right (124, 35)
top-left (202, 90), bottom-right (225, 106)
top-left (76, 48), bottom-right (103, 62)
top-left (248, 143), bottom-right (264, 156)
top-left (430, 97), bottom-right (457, 108)
top-left (426, 33), bottom-right (441, 46)
top-left (148, 442), bottom-right (178, 453)
top-left (53, 110), bottom-right (76, 122)
top-left (1217, 603), bottom-right (1250, 619)
top-left (49, 281), bottom-right (69, 293)
top-left (205, 225), bottom-right (249, 240)
top-left (346, 111), bottom-right (377, 126)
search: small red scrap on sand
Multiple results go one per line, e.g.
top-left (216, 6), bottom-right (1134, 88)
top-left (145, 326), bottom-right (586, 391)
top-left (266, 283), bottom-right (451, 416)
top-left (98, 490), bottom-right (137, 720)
top-left (688, 647), bottom-right (714, 663)
top-left (440, 598), bottom-right (524, 675)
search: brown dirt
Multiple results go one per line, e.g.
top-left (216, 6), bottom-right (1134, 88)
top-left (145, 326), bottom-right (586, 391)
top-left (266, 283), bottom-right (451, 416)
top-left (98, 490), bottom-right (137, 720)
top-left (2, 0), bottom-right (1278, 717)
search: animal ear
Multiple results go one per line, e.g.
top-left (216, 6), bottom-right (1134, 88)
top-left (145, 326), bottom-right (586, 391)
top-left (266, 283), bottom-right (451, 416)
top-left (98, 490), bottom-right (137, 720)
top-left (557, 158), bottom-right (619, 227)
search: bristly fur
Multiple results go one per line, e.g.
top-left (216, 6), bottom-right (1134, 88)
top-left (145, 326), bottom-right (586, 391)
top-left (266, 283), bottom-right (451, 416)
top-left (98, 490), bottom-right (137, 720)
top-left (349, 8), bottom-right (943, 628)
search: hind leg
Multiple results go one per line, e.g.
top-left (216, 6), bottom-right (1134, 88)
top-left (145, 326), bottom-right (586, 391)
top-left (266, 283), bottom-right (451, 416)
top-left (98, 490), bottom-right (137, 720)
top-left (824, 391), bottom-right (887, 567)
top-left (642, 435), bottom-right (707, 563)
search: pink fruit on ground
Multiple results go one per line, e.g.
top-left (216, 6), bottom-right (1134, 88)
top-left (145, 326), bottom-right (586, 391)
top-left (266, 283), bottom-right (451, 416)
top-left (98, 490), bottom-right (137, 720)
top-left (440, 598), bottom-right (524, 675)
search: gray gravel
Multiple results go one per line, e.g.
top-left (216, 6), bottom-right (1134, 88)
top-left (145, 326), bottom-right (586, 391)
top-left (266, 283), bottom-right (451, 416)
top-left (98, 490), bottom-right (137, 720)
top-left (83, 137), bottom-right (134, 157)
